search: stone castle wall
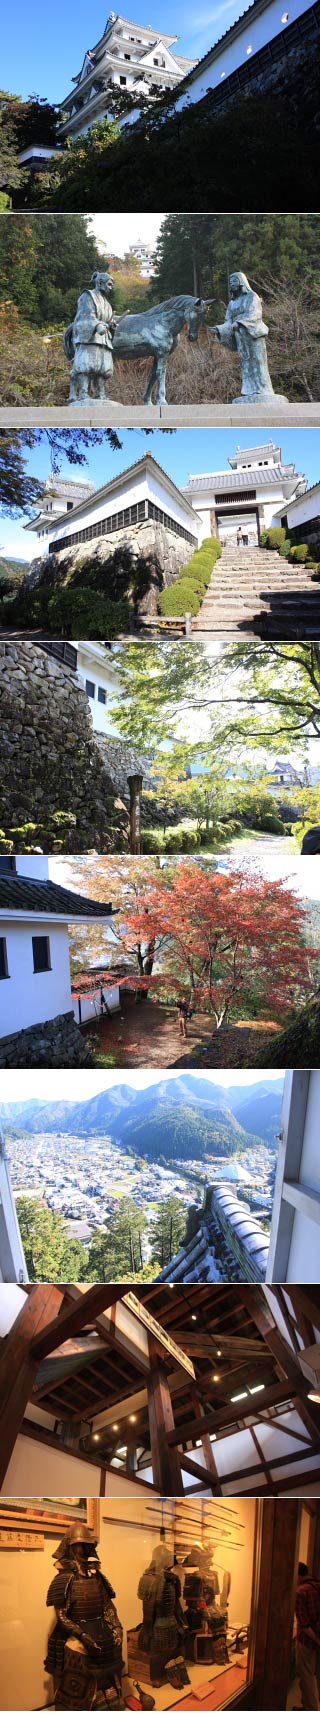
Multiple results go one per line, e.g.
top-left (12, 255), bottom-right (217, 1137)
top-left (25, 520), bottom-right (194, 619)
top-left (0, 641), bottom-right (129, 851)
top-left (0, 1011), bottom-right (93, 1067)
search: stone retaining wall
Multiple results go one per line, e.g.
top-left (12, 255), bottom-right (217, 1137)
top-left (25, 520), bottom-right (194, 618)
top-left (0, 1011), bottom-right (93, 1066)
top-left (0, 641), bottom-right (129, 851)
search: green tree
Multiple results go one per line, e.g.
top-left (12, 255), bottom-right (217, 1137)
top-left (16, 1196), bottom-right (88, 1281)
top-left (0, 425), bottom-right (122, 514)
top-left (87, 1200), bottom-right (148, 1280)
top-left (0, 212), bottom-right (103, 325)
top-left (149, 1194), bottom-right (187, 1268)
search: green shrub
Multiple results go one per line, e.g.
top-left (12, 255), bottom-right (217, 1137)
top-left (259, 812), bottom-right (286, 834)
top-left (159, 582), bottom-right (201, 617)
top-left (181, 563), bottom-right (211, 587)
top-left (288, 544), bottom-right (310, 563)
top-left (47, 587), bottom-right (131, 637)
top-left (141, 828), bottom-right (164, 853)
top-left (279, 538), bottom-right (292, 557)
top-left (262, 526), bottom-right (287, 550)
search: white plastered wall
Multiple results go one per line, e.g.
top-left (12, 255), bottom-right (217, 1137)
top-left (0, 919), bottom-right (72, 1036)
top-left (51, 468), bottom-right (198, 547)
top-left (173, 0), bottom-right (315, 109)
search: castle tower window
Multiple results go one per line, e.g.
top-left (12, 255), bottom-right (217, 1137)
top-left (120, 76), bottom-right (126, 84)
top-left (98, 687), bottom-right (106, 704)
top-left (86, 678), bottom-right (95, 699)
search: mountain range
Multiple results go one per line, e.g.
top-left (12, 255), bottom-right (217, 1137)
top-left (1, 1076), bottom-right (283, 1163)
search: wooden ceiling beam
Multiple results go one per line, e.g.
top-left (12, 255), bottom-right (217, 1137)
top-left (167, 1380), bottom-right (295, 1445)
top-left (0, 1286), bottom-right (65, 1488)
top-left (30, 1287), bottom-right (126, 1361)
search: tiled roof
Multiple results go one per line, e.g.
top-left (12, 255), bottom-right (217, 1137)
top-left (284, 478), bottom-right (320, 510)
top-left (229, 442), bottom-right (281, 464)
top-left (184, 465), bottom-right (294, 493)
top-left (0, 875), bottom-right (115, 918)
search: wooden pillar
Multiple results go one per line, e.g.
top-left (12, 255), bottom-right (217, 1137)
top-left (190, 1385), bottom-right (222, 1492)
top-left (128, 774), bottom-right (143, 855)
top-left (147, 1338), bottom-right (184, 1495)
top-left (126, 1428), bottom-right (138, 1477)
top-left (0, 1285), bottom-right (64, 1489)
top-left (254, 1499), bottom-right (300, 1710)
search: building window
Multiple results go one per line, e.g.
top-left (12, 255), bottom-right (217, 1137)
top-left (32, 935), bottom-right (51, 973)
top-left (50, 499), bottom-right (197, 554)
top-left (0, 938), bottom-right (9, 979)
top-left (120, 76), bottom-right (126, 84)
top-left (0, 856), bottom-right (15, 873)
top-left (86, 678), bottom-right (95, 699)
top-left (98, 686), bottom-right (106, 704)
top-left (67, 502), bottom-right (73, 511)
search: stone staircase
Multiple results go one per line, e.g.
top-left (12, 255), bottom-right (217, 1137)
top-left (193, 546), bottom-right (320, 637)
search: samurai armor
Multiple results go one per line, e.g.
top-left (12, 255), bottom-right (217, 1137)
top-left (46, 1567), bottom-right (123, 1706)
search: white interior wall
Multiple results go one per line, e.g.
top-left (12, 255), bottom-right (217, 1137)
top-left (0, 1496), bottom-right (255, 1709)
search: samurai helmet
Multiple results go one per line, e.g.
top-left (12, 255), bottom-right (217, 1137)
top-left (53, 1522), bottom-right (99, 1564)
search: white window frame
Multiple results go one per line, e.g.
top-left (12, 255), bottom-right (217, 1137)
top-left (267, 1070), bottom-right (320, 1281)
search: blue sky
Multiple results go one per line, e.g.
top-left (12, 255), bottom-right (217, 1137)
top-left (0, 1068), bottom-right (284, 1102)
top-left (2, 426), bottom-right (319, 562)
top-left (2, 1), bottom-right (251, 104)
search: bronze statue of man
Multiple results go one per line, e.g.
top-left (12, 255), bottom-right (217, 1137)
top-left (213, 270), bottom-right (288, 404)
top-left (64, 271), bottom-right (116, 404)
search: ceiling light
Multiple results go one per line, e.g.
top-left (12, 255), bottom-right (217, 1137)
top-left (93, 1433), bottom-right (100, 1440)
top-left (210, 1433), bottom-right (217, 1443)
top-left (129, 1415), bottom-right (137, 1423)
top-left (196, 1439), bottom-right (202, 1448)
top-left (220, 71), bottom-right (225, 78)
top-left (249, 1384), bottom-right (265, 1395)
top-left (117, 1445), bottom-right (127, 1455)
top-left (112, 1423), bottom-right (119, 1431)
top-left (217, 1349), bottom-right (222, 1357)
top-left (308, 1392), bottom-right (320, 1403)
top-left (191, 1314), bottom-right (197, 1322)
top-left (231, 1391), bottom-right (248, 1402)
top-left (212, 1373), bottom-right (220, 1382)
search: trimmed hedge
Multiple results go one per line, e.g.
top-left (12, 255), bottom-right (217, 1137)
top-left (288, 544), bottom-right (310, 563)
top-left (260, 526), bottom-right (287, 549)
top-left (159, 537), bottom-right (221, 619)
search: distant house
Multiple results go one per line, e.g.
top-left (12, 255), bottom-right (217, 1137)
top-left (0, 856), bottom-right (120, 1055)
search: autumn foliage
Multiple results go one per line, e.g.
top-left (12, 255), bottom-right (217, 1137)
top-left (118, 861), bottom-right (315, 1030)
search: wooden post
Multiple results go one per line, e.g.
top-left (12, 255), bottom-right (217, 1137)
top-left (147, 1337), bottom-right (184, 1494)
top-left (126, 1427), bottom-right (138, 1476)
top-left (190, 1384), bottom-right (222, 1492)
top-left (0, 1285), bottom-right (64, 1489)
top-left (254, 1500), bottom-right (300, 1710)
top-left (128, 774), bottom-right (143, 855)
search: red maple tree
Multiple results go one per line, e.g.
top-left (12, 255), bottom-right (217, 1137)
top-left (119, 861), bottom-right (315, 1030)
